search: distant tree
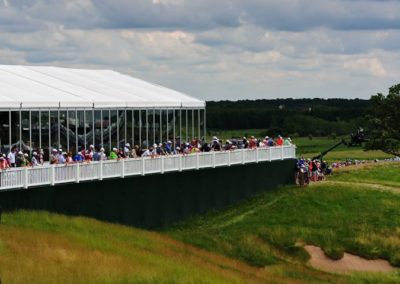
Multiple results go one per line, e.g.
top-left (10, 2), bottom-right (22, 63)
top-left (364, 84), bottom-right (400, 156)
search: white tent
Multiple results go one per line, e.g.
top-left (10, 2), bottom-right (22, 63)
top-left (0, 65), bottom-right (204, 109)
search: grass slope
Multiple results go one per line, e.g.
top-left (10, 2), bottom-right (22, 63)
top-left (1, 163), bottom-right (400, 283)
top-left (0, 211), bottom-right (310, 284)
top-left (165, 163), bottom-right (400, 283)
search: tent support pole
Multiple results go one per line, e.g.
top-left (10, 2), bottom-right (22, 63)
top-left (92, 109), bottom-right (95, 147)
top-left (139, 109), bottom-right (142, 148)
top-left (186, 109), bottom-right (188, 143)
top-left (117, 110), bottom-right (119, 149)
top-left (29, 111), bottom-right (32, 153)
top-left (9, 110), bottom-right (11, 152)
top-left (48, 110), bottom-right (51, 155)
top-left (204, 108), bottom-right (206, 142)
top-left (100, 110), bottom-right (103, 148)
top-left (166, 109), bottom-right (168, 143)
top-left (159, 109), bottom-right (162, 145)
top-left (19, 110), bottom-right (22, 150)
top-left (198, 109), bottom-right (200, 142)
top-left (75, 110), bottom-right (78, 152)
top-left (153, 108), bottom-right (156, 144)
top-left (39, 111), bottom-right (41, 151)
top-left (84, 110), bottom-right (86, 150)
top-left (179, 109), bottom-right (182, 147)
top-left (146, 109), bottom-right (148, 148)
top-left (109, 110), bottom-right (111, 151)
top-left (192, 109), bottom-right (194, 140)
top-left (66, 110), bottom-right (69, 153)
top-left (124, 109), bottom-right (127, 146)
top-left (173, 109), bottom-right (175, 150)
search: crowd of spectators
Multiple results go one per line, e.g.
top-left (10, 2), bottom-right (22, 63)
top-left (0, 135), bottom-right (293, 169)
top-left (296, 156), bottom-right (400, 185)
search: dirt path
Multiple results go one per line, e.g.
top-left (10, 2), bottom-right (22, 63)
top-left (324, 180), bottom-right (400, 194)
top-left (304, 245), bottom-right (397, 274)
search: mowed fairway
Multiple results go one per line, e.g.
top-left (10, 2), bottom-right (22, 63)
top-left (1, 163), bottom-right (400, 283)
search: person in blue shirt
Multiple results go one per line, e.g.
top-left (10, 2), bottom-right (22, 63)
top-left (267, 137), bottom-right (275, 146)
top-left (73, 152), bottom-right (83, 162)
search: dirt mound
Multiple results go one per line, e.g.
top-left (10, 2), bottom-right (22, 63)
top-left (304, 245), bottom-right (397, 274)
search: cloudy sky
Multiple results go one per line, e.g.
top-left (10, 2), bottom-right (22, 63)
top-left (0, 0), bottom-right (399, 101)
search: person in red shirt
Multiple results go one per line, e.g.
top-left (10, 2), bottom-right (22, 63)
top-left (276, 135), bottom-right (284, 146)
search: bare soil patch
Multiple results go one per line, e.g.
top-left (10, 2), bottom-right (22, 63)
top-left (304, 245), bottom-right (397, 274)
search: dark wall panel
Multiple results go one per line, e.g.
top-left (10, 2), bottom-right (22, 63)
top-left (0, 159), bottom-right (296, 229)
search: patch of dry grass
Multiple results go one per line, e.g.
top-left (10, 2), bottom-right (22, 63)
top-left (0, 211), bottom-right (306, 284)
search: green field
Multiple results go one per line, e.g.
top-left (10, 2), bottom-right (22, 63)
top-left (1, 163), bottom-right (400, 283)
top-left (207, 131), bottom-right (394, 161)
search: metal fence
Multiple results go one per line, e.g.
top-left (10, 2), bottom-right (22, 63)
top-left (0, 145), bottom-right (296, 190)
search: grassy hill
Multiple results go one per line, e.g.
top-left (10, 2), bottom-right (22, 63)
top-left (1, 162), bottom-right (400, 283)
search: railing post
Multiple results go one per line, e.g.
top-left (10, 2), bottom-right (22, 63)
top-left (23, 167), bottom-right (28, 189)
top-left (256, 148), bottom-right (259, 163)
top-left (141, 158), bottom-right (145, 176)
top-left (241, 149), bottom-right (245, 164)
top-left (121, 159), bottom-right (125, 178)
top-left (281, 146), bottom-right (284, 160)
top-left (196, 153), bottom-right (200, 170)
top-left (99, 160), bottom-right (103, 180)
top-left (51, 165), bottom-right (55, 186)
top-left (161, 156), bottom-right (165, 174)
top-left (269, 147), bottom-right (272, 161)
top-left (228, 151), bottom-right (231, 166)
top-left (76, 163), bottom-right (80, 183)
top-left (212, 151), bottom-right (216, 168)
top-left (179, 155), bottom-right (183, 172)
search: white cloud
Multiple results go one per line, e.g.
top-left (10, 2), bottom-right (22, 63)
top-left (0, 0), bottom-right (399, 101)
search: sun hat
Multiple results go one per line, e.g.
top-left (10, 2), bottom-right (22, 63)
top-left (113, 148), bottom-right (118, 151)
top-left (33, 152), bottom-right (37, 156)
top-left (100, 148), bottom-right (105, 152)
top-left (125, 143), bottom-right (130, 147)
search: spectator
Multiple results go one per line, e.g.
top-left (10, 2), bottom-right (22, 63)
top-left (67, 152), bottom-right (73, 163)
top-left (267, 137), bottom-right (275, 147)
top-left (284, 137), bottom-right (292, 145)
top-left (142, 147), bottom-right (152, 157)
top-left (277, 135), bottom-right (284, 146)
top-left (37, 148), bottom-right (44, 165)
top-left (110, 148), bottom-right (118, 160)
top-left (16, 151), bottom-right (24, 167)
top-left (92, 148), bottom-right (101, 161)
top-left (99, 148), bottom-right (106, 160)
top-left (134, 145), bottom-right (142, 157)
top-left (88, 145), bottom-right (95, 158)
top-left (73, 152), bottom-right (83, 162)
top-left (156, 143), bottom-right (164, 156)
top-left (7, 147), bottom-right (17, 167)
top-left (124, 143), bottom-right (131, 157)
top-left (31, 152), bottom-right (39, 167)
top-left (118, 147), bottom-right (125, 159)
top-left (237, 137), bottom-right (244, 149)
top-left (50, 149), bottom-right (59, 164)
top-left (0, 156), bottom-right (7, 169)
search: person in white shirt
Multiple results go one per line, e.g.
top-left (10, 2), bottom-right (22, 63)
top-left (7, 147), bottom-right (16, 167)
top-left (142, 148), bottom-right (151, 157)
top-left (124, 143), bottom-right (131, 157)
top-left (31, 152), bottom-right (39, 167)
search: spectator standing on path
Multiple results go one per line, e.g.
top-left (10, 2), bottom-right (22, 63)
top-left (267, 137), bottom-right (275, 147)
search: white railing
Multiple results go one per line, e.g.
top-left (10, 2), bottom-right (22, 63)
top-left (0, 145), bottom-right (296, 190)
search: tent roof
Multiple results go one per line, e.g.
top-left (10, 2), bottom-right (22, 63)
top-left (0, 65), bottom-right (205, 109)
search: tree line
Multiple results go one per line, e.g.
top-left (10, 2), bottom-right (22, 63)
top-left (206, 98), bottom-right (370, 137)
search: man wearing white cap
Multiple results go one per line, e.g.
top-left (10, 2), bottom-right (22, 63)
top-left (31, 152), bottom-right (39, 167)
top-left (50, 149), bottom-right (59, 164)
top-left (124, 143), bottom-right (131, 157)
top-left (88, 144), bottom-right (95, 158)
